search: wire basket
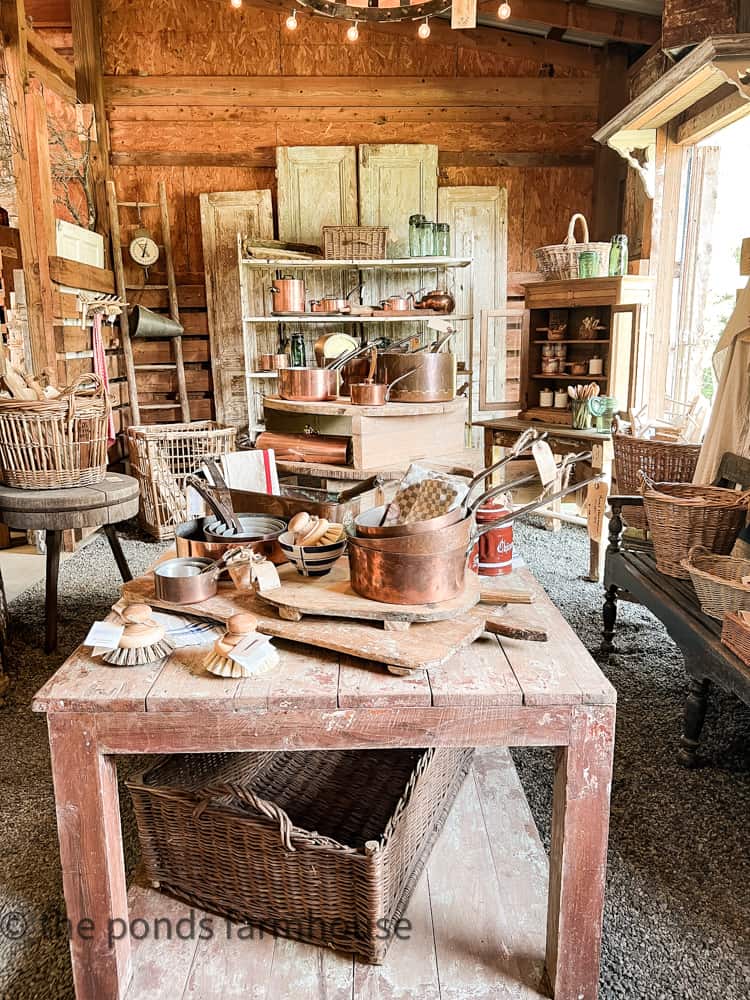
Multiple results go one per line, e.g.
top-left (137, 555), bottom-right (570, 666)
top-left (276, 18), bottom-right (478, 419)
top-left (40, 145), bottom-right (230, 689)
top-left (127, 746), bottom-right (473, 963)
top-left (721, 611), bottom-right (750, 666)
top-left (534, 213), bottom-right (610, 281)
top-left (0, 374), bottom-right (110, 489)
top-left (613, 434), bottom-right (701, 530)
top-left (323, 226), bottom-right (388, 260)
top-left (639, 474), bottom-right (750, 579)
top-left (681, 545), bottom-right (750, 620)
top-left (127, 421), bottom-right (236, 539)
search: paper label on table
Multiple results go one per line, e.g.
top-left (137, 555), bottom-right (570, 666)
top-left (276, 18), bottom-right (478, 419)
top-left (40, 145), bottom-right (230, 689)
top-left (532, 440), bottom-right (557, 488)
top-left (252, 559), bottom-right (281, 592)
top-left (229, 633), bottom-right (274, 669)
top-left (586, 480), bottom-right (609, 540)
top-left (83, 621), bottom-right (124, 650)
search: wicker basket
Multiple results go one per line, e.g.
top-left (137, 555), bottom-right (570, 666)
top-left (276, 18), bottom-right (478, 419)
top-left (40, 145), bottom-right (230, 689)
top-left (639, 474), bottom-right (750, 579)
top-left (127, 421), bottom-right (236, 539)
top-left (680, 545), bottom-right (750, 620)
top-left (721, 611), bottom-right (750, 665)
top-left (323, 226), bottom-right (388, 260)
top-left (127, 746), bottom-right (473, 963)
top-left (0, 374), bottom-right (110, 489)
top-left (534, 213), bottom-right (610, 281)
top-left (613, 434), bottom-right (701, 530)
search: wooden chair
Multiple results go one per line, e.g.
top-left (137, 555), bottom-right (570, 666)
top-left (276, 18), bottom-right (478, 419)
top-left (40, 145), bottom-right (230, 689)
top-left (603, 452), bottom-right (750, 767)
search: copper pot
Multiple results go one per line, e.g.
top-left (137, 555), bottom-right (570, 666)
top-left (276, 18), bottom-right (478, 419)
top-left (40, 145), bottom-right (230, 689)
top-left (258, 352), bottom-right (290, 372)
top-left (310, 282), bottom-right (363, 314)
top-left (379, 294), bottom-right (415, 312)
top-left (346, 516), bottom-right (474, 554)
top-left (354, 502), bottom-right (465, 538)
top-left (154, 556), bottom-right (221, 604)
top-left (350, 364), bottom-right (419, 406)
top-left (254, 430), bottom-right (351, 466)
top-left (278, 367), bottom-right (337, 401)
top-left (270, 276), bottom-right (305, 314)
top-left (414, 289), bottom-right (455, 314)
top-left (376, 351), bottom-right (456, 402)
top-left (174, 519), bottom-right (287, 564)
top-left (347, 539), bottom-right (471, 605)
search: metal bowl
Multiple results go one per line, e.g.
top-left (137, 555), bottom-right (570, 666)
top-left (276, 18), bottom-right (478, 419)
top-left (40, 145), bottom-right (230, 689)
top-left (203, 515), bottom-right (287, 544)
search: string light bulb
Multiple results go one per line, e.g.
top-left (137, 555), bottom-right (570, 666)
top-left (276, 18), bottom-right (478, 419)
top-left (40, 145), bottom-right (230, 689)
top-left (230, 0), bottom-right (242, 8)
top-left (285, 9), bottom-right (298, 29)
top-left (497, 2), bottom-right (512, 19)
top-left (346, 21), bottom-right (359, 41)
top-left (418, 17), bottom-right (431, 38)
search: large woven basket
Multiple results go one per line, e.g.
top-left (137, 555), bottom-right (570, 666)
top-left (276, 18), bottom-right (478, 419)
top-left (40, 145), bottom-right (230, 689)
top-left (721, 611), bottom-right (750, 665)
top-left (681, 545), bottom-right (750, 620)
top-left (534, 213), bottom-right (609, 281)
top-left (127, 421), bottom-right (236, 539)
top-left (613, 434), bottom-right (701, 530)
top-left (0, 374), bottom-right (110, 489)
top-left (127, 746), bottom-right (473, 963)
top-left (323, 226), bottom-right (388, 260)
top-left (639, 474), bottom-right (750, 579)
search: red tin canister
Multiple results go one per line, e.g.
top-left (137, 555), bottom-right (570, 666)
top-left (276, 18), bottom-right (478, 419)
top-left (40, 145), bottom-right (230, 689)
top-left (470, 496), bottom-right (513, 576)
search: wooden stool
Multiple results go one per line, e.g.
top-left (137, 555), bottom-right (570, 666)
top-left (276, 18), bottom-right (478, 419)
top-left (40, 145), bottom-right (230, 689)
top-left (0, 474), bottom-right (140, 653)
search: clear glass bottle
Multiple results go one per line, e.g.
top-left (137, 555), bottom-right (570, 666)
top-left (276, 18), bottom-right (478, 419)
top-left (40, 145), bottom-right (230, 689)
top-left (434, 222), bottom-right (450, 257)
top-left (290, 332), bottom-right (306, 367)
top-left (418, 221), bottom-right (435, 257)
top-left (409, 214), bottom-right (426, 256)
top-left (608, 235), bottom-right (628, 277)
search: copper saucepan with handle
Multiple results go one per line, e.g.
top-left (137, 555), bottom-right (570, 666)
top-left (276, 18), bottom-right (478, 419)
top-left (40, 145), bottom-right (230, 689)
top-left (310, 282), bottom-right (364, 314)
top-left (349, 347), bottom-right (418, 406)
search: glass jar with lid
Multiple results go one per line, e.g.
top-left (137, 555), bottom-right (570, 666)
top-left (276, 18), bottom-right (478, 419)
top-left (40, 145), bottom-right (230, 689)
top-left (417, 221), bottom-right (435, 257)
top-left (409, 214), bottom-right (425, 256)
top-left (434, 222), bottom-right (450, 257)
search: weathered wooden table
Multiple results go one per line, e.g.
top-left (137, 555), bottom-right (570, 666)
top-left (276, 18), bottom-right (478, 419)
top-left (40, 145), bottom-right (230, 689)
top-left (475, 417), bottom-right (614, 583)
top-left (33, 568), bottom-right (616, 1000)
top-left (0, 474), bottom-right (139, 652)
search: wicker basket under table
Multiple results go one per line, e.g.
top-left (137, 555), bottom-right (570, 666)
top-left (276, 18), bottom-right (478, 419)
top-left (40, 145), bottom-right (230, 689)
top-left (613, 434), bottom-right (701, 530)
top-left (721, 612), bottom-right (750, 666)
top-left (127, 746), bottom-right (473, 963)
top-left (681, 545), bottom-right (750, 620)
top-left (127, 421), bottom-right (236, 539)
top-left (639, 475), bottom-right (750, 579)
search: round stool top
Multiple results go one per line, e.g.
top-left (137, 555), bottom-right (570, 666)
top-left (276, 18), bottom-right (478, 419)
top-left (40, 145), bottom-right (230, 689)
top-left (0, 473), bottom-right (140, 530)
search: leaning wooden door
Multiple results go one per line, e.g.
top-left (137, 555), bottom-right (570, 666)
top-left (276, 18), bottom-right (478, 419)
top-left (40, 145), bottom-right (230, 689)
top-left (438, 186), bottom-right (508, 420)
top-left (277, 146), bottom-right (358, 246)
top-left (358, 144), bottom-right (438, 256)
top-left (200, 190), bottom-right (273, 428)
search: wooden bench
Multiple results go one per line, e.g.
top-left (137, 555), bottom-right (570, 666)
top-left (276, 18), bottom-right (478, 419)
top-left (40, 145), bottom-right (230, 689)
top-left (602, 452), bottom-right (750, 767)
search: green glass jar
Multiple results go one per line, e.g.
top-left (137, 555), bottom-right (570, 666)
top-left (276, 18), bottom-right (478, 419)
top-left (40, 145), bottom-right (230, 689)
top-left (418, 221), bottom-right (435, 257)
top-left (434, 222), bottom-right (450, 257)
top-left (608, 235), bottom-right (628, 277)
top-left (578, 251), bottom-right (599, 279)
top-left (409, 214), bottom-right (426, 256)
top-left (290, 332), bottom-right (306, 368)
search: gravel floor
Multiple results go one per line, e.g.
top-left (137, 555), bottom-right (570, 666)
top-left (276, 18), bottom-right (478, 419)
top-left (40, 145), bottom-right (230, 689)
top-left (0, 521), bottom-right (748, 999)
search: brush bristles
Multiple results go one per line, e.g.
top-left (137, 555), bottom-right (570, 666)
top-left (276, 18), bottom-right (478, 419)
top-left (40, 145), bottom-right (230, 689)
top-left (102, 637), bottom-right (175, 667)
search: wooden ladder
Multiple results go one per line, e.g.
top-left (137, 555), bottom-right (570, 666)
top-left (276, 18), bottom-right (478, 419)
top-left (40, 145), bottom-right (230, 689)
top-left (106, 179), bottom-right (190, 425)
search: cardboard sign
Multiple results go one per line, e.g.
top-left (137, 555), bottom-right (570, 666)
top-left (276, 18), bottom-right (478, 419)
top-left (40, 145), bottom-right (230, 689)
top-left (586, 480), bottom-right (609, 540)
top-left (532, 439), bottom-right (558, 489)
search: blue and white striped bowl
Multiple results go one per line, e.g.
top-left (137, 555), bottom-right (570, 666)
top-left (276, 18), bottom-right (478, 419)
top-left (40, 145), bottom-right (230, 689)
top-left (279, 531), bottom-right (347, 577)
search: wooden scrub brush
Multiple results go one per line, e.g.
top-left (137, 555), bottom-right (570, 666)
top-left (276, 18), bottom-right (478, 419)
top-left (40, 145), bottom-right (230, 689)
top-left (204, 612), bottom-right (279, 678)
top-left (103, 603), bottom-right (175, 666)
top-left (288, 511), bottom-right (344, 546)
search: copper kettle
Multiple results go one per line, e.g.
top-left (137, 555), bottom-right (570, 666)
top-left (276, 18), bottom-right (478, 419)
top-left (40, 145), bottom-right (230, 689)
top-left (413, 288), bottom-right (455, 314)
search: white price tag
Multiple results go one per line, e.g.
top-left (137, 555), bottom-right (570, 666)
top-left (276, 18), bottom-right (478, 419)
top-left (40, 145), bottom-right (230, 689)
top-left (83, 621), bottom-right (124, 650)
top-left (186, 484), bottom-right (206, 518)
top-left (252, 559), bottom-right (281, 592)
top-left (532, 440), bottom-right (557, 489)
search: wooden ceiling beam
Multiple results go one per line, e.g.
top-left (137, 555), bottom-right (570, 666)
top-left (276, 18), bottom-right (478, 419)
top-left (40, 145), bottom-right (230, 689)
top-left (479, 0), bottom-right (661, 45)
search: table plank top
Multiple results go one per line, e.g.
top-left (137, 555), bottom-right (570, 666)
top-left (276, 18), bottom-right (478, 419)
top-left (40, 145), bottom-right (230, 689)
top-left (474, 416), bottom-right (612, 442)
top-left (33, 566), bottom-right (615, 715)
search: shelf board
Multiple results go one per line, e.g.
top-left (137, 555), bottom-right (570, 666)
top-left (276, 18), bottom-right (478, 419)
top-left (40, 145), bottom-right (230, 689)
top-left (532, 374), bottom-right (607, 381)
top-left (243, 314), bottom-right (472, 324)
top-left (240, 256), bottom-right (471, 269)
top-left (533, 339), bottom-right (610, 344)
top-left (247, 371), bottom-right (279, 379)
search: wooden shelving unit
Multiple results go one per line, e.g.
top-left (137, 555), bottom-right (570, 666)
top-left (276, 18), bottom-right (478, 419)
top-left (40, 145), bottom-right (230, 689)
top-left (519, 276), bottom-right (653, 425)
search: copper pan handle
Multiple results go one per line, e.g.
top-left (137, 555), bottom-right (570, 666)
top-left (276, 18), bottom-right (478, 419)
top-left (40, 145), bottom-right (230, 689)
top-left (464, 428), bottom-right (547, 506)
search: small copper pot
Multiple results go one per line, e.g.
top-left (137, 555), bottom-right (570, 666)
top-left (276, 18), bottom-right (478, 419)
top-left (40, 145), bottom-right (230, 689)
top-left (349, 365), bottom-right (419, 406)
top-left (258, 353), bottom-right (290, 371)
top-left (154, 557), bottom-right (220, 604)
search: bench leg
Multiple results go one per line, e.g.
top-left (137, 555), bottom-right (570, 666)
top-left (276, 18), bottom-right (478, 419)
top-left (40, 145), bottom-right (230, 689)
top-left (44, 529), bottom-right (62, 653)
top-left (601, 584), bottom-right (618, 656)
top-left (678, 677), bottom-right (710, 769)
top-left (103, 524), bottom-right (133, 583)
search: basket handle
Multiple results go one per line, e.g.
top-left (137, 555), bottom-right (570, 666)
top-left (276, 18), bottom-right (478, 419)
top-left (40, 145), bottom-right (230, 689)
top-left (193, 782), bottom-right (298, 851)
top-left (64, 372), bottom-right (107, 398)
top-left (686, 544), bottom-right (711, 564)
top-left (564, 213), bottom-right (590, 247)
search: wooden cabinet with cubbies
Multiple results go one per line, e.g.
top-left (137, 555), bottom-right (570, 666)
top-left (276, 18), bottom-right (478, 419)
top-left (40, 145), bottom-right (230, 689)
top-left (519, 276), bottom-right (653, 425)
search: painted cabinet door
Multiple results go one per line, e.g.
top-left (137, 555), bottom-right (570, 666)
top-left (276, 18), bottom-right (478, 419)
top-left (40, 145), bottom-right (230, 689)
top-left (200, 190), bottom-right (273, 428)
top-left (277, 146), bottom-right (358, 246)
top-left (358, 144), bottom-right (438, 257)
top-left (438, 186), bottom-right (508, 418)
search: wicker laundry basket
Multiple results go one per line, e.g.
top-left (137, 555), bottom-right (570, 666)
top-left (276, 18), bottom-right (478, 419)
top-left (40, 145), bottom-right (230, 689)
top-left (127, 421), bottom-right (236, 539)
top-left (323, 226), bottom-right (388, 260)
top-left (0, 374), bottom-right (110, 489)
top-left (613, 434), bottom-right (701, 530)
top-left (127, 746), bottom-right (473, 963)
top-left (534, 213), bottom-right (610, 281)
top-left (639, 474), bottom-right (750, 579)
top-left (681, 545), bottom-right (750, 620)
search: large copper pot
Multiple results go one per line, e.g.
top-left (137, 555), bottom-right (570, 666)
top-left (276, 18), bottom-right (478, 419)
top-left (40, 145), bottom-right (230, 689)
top-left (278, 367), bottom-right (337, 402)
top-left (347, 538), bottom-right (471, 605)
top-left (376, 351), bottom-right (456, 402)
top-left (174, 518), bottom-right (287, 563)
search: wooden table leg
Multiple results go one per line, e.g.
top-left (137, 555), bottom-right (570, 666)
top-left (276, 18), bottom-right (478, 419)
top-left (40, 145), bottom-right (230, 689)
top-left (45, 529), bottom-right (62, 653)
top-left (103, 524), bottom-right (133, 582)
top-left (484, 427), bottom-right (495, 473)
top-left (48, 715), bottom-right (131, 1000)
top-left (546, 705), bottom-right (615, 999)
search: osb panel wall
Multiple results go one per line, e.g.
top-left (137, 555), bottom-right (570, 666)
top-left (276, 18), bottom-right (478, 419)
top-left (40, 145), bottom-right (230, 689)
top-left (662, 0), bottom-right (739, 51)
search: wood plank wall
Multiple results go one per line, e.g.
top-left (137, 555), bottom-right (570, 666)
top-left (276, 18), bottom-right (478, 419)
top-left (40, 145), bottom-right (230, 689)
top-left (100, 0), bottom-right (600, 424)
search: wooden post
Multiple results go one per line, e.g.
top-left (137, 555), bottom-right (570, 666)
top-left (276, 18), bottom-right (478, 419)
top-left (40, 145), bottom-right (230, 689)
top-left (1, 0), bottom-right (57, 379)
top-left (70, 0), bottom-right (111, 246)
top-left (591, 44), bottom-right (629, 242)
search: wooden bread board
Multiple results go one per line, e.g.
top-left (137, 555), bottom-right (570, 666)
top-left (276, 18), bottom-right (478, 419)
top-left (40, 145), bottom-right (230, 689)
top-left (256, 559), bottom-right (480, 627)
top-left (122, 574), bottom-right (485, 675)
